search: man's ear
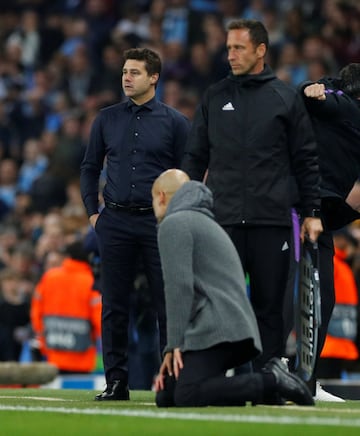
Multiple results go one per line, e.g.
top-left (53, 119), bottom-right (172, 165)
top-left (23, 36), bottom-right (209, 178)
top-left (256, 43), bottom-right (266, 59)
top-left (150, 73), bottom-right (159, 85)
top-left (159, 190), bottom-right (167, 205)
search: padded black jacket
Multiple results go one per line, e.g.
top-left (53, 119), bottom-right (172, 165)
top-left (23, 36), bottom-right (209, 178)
top-left (182, 65), bottom-right (321, 227)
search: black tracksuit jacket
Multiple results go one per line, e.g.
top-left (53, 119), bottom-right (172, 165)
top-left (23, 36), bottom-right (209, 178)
top-left (182, 65), bottom-right (321, 227)
top-left (300, 77), bottom-right (360, 230)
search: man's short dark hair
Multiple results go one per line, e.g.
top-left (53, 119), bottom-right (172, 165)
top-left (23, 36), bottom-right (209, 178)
top-left (339, 63), bottom-right (360, 98)
top-left (227, 19), bottom-right (269, 50)
top-left (64, 240), bottom-right (89, 263)
top-left (123, 48), bottom-right (162, 76)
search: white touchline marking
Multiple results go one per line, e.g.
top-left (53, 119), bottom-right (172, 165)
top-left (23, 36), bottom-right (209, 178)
top-left (0, 405), bottom-right (360, 427)
top-left (0, 396), bottom-right (69, 401)
top-left (137, 402), bottom-right (156, 406)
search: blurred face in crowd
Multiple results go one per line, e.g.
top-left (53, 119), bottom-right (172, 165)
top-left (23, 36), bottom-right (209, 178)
top-left (227, 28), bottom-right (266, 75)
top-left (122, 59), bottom-right (158, 105)
top-left (0, 158), bottom-right (18, 185)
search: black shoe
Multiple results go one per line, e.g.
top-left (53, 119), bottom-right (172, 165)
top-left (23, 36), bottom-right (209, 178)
top-left (95, 380), bottom-right (130, 401)
top-left (263, 357), bottom-right (314, 406)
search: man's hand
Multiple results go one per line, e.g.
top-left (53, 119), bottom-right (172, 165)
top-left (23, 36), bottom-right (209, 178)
top-left (154, 352), bottom-right (173, 392)
top-left (173, 348), bottom-right (183, 380)
top-left (304, 83), bottom-right (326, 100)
top-left (154, 348), bottom-right (184, 392)
top-left (300, 217), bottom-right (323, 243)
top-left (89, 213), bottom-right (99, 228)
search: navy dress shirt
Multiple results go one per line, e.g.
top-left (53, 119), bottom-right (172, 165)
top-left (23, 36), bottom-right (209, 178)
top-left (80, 97), bottom-right (190, 217)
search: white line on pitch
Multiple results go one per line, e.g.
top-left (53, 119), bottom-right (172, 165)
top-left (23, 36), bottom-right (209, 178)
top-left (0, 405), bottom-right (360, 427)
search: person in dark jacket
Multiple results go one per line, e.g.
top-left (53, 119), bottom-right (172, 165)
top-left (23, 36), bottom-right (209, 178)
top-left (181, 19), bottom-right (323, 371)
top-left (80, 48), bottom-right (190, 401)
top-left (152, 169), bottom-right (314, 407)
top-left (297, 63), bottom-right (360, 401)
top-left (0, 268), bottom-right (30, 362)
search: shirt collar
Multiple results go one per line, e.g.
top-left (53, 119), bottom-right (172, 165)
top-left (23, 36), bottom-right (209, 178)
top-left (126, 97), bottom-right (156, 113)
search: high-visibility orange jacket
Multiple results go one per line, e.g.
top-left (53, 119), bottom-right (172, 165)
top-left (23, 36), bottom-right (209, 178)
top-left (321, 247), bottom-right (359, 360)
top-left (31, 258), bottom-right (102, 372)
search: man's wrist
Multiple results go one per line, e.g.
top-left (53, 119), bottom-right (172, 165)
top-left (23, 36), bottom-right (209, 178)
top-left (303, 208), bottom-right (321, 218)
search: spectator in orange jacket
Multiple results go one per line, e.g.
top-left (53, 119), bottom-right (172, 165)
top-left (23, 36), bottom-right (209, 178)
top-left (31, 240), bottom-right (101, 373)
top-left (318, 229), bottom-right (359, 378)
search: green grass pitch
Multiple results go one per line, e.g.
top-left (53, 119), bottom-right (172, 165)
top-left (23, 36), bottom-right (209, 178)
top-left (1, 388), bottom-right (360, 435)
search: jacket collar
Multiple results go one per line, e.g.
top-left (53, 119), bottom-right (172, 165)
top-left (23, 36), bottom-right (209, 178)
top-left (228, 64), bottom-right (276, 86)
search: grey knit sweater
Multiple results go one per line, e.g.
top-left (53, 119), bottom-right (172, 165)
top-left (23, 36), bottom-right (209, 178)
top-left (158, 181), bottom-right (262, 356)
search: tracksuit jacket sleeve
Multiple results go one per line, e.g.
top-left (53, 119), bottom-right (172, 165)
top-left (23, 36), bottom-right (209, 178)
top-left (301, 81), bottom-right (355, 118)
top-left (287, 93), bottom-right (321, 216)
top-left (181, 99), bottom-right (210, 181)
top-left (173, 112), bottom-right (192, 167)
top-left (158, 218), bottom-right (195, 353)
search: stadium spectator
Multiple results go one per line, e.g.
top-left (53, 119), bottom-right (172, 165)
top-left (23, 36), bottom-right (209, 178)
top-left (28, 162), bottom-right (67, 214)
top-left (0, 224), bottom-right (20, 270)
top-left (5, 8), bottom-right (41, 72)
top-left (17, 137), bottom-right (48, 193)
top-left (0, 267), bottom-right (31, 362)
top-left (0, 158), bottom-right (19, 212)
top-left (50, 113), bottom-right (86, 183)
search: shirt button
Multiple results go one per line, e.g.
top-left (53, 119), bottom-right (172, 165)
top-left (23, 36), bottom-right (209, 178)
top-left (134, 132), bottom-right (138, 136)
top-left (132, 149), bottom-right (137, 154)
top-left (132, 166), bottom-right (136, 170)
top-left (136, 116), bottom-right (140, 120)
top-left (131, 184), bottom-right (135, 188)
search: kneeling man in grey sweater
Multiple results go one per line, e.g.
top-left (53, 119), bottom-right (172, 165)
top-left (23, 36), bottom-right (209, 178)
top-left (152, 169), bottom-right (314, 407)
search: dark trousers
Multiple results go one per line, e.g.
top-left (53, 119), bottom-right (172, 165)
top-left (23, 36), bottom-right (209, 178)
top-left (156, 342), bottom-right (264, 407)
top-left (316, 232), bottom-right (336, 361)
top-left (223, 226), bottom-right (291, 370)
top-left (308, 231), bottom-right (336, 393)
top-left (95, 207), bottom-right (166, 384)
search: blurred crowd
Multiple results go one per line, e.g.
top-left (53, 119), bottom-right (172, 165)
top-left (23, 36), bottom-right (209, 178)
top-left (0, 0), bottom-right (360, 381)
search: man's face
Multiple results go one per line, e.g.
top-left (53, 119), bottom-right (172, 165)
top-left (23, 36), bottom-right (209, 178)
top-left (227, 28), bottom-right (264, 75)
top-left (122, 59), bottom-right (158, 104)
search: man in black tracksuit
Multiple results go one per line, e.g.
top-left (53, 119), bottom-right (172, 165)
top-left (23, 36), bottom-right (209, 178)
top-left (298, 63), bottom-right (360, 399)
top-left (181, 19), bottom-right (323, 371)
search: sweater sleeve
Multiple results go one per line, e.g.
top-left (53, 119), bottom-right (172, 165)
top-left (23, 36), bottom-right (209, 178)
top-left (158, 216), bottom-right (195, 352)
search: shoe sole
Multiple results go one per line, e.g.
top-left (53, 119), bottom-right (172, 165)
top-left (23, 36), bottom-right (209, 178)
top-left (94, 396), bottom-right (130, 401)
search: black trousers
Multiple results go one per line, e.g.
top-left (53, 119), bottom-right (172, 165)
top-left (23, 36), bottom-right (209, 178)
top-left (223, 226), bottom-right (291, 370)
top-left (95, 207), bottom-right (166, 384)
top-left (316, 232), bottom-right (336, 361)
top-left (156, 342), bottom-right (264, 407)
top-left (308, 231), bottom-right (336, 393)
